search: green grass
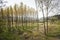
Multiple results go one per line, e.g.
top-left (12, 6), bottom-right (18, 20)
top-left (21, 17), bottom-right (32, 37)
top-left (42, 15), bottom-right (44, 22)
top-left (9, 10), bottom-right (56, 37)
top-left (0, 21), bottom-right (60, 40)
top-left (46, 21), bottom-right (60, 39)
top-left (0, 22), bottom-right (38, 40)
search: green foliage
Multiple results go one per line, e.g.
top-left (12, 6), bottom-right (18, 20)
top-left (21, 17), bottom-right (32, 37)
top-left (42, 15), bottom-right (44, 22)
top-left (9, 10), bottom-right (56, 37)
top-left (0, 22), bottom-right (37, 40)
top-left (0, 26), bottom-right (22, 40)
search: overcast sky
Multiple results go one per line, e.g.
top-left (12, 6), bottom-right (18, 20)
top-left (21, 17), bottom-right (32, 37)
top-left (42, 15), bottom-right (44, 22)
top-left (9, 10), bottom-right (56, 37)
top-left (5, 0), bottom-right (43, 18)
top-left (3, 0), bottom-right (60, 18)
top-left (6, 0), bottom-right (36, 9)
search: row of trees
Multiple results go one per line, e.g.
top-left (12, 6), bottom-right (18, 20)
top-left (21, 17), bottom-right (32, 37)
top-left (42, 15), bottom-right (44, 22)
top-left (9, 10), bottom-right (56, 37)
top-left (0, 1), bottom-right (39, 40)
top-left (0, 2), bottom-right (38, 30)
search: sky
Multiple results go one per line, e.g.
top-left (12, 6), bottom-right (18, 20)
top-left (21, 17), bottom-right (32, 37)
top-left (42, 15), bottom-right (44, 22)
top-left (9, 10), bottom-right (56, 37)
top-left (3, 0), bottom-right (60, 18)
top-left (6, 0), bottom-right (36, 9)
top-left (4, 0), bottom-right (43, 18)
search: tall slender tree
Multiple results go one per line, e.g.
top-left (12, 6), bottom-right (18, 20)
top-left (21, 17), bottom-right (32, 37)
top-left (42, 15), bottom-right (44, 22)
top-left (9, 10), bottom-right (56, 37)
top-left (20, 2), bottom-right (24, 30)
top-left (14, 4), bottom-right (18, 27)
top-left (10, 6), bottom-right (13, 27)
top-left (23, 5), bottom-right (27, 29)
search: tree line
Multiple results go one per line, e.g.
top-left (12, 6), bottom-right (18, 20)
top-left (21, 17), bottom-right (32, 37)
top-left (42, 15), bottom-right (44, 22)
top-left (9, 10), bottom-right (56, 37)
top-left (0, 2), bottom-right (38, 28)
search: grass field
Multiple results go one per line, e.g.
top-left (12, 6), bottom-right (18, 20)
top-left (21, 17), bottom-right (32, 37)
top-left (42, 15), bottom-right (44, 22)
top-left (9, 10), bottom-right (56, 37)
top-left (0, 21), bottom-right (60, 40)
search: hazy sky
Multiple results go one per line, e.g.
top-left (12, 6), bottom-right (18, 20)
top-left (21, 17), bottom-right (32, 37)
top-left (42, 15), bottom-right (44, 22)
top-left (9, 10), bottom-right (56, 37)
top-left (4, 0), bottom-right (43, 18)
top-left (6, 0), bottom-right (36, 9)
top-left (4, 0), bottom-right (60, 18)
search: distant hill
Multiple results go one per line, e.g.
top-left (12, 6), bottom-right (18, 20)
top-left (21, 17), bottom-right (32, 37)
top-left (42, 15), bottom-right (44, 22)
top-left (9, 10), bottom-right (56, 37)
top-left (49, 14), bottom-right (60, 20)
top-left (39, 14), bottom-right (60, 22)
